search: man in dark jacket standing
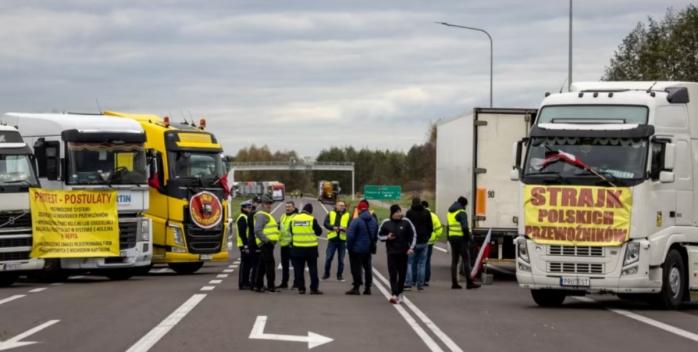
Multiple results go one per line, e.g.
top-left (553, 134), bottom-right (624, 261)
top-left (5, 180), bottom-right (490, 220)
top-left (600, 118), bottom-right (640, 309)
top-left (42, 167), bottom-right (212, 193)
top-left (290, 203), bottom-right (324, 295)
top-left (378, 205), bottom-right (416, 304)
top-left (447, 196), bottom-right (481, 290)
top-left (405, 197), bottom-right (433, 290)
top-left (345, 200), bottom-right (378, 295)
top-left (236, 200), bottom-right (253, 290)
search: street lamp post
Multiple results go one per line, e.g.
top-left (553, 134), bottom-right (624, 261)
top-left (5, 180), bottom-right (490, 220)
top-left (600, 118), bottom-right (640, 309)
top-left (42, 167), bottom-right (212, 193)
top-left (438, 21), bottom-right (493, 108)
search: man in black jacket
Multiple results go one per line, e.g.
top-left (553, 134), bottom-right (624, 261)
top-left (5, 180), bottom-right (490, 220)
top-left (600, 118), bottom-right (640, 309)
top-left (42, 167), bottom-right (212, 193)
top-left (405, 197), bottom-right (433, 290)
top-left (447, 196), bottom-right (481, 289)
top-left (236, 200), bottom-right (253, 289)
top-left (378, 205), bottom-right (416, 304)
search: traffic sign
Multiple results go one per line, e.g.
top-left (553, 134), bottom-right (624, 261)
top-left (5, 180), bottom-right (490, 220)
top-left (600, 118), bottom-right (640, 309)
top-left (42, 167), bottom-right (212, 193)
top-left (364, 185), bottom-right (401, 201)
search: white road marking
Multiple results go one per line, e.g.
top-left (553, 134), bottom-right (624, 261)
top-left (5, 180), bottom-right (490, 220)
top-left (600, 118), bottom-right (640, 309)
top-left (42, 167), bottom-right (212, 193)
top-left (271, 202), bottom-right (284, 214)
top-left (371, 276), bottom-right (443, 352)
top-left (0, 295), bottom-right (25, 306)
top-left (223, 269), bottom-right (234, 273)
top-left (200, 286), bottom-right (215, 291)
top-left (28, 288), bottom-right (47, 294)
top-left (0, 319), bottom-right (60, 351)
top-left (228, 265), bottom-right (235, 269)
top-left (209, 280), bottom-right (222, 284)
top-left (433, 245), bottom-right (448, 253)
top-left (217, 274), bottom-right (229, 278)
top-left (318, 202), bottom-right (330, 214)
top-left (574, 297), bottom-right (698, 342)
top-left (126, 294), bottom-right (207, 352)
top-left (249, 315), bottom-right (333, 350)
top-left (373, 269), bottom-right (462, 352)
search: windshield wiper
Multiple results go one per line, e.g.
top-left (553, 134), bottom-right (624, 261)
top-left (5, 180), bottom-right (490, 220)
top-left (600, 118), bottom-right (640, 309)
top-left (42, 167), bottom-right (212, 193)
top-left (574, 169), bottom-right (620, 187)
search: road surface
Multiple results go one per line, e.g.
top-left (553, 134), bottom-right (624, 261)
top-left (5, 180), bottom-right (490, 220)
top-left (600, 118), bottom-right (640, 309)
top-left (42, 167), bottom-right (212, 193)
top-left (1, 198), bottom-right (697, 352)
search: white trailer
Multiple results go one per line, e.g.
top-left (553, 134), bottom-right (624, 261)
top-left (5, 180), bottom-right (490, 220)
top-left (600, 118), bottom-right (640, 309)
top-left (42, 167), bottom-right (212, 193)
top-left (436, 108), bottom-right (536, 272)
top-left (1, 113), bottom-right (152, 280)
top-left (514, 81), bottom-right (698, 309)
top-left (0, 125), bottom-right (43, 286)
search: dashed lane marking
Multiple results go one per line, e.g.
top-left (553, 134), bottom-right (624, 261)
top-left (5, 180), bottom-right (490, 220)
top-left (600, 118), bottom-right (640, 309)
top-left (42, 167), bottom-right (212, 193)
top-left (217, 274), bottom-right (229, 279)
top-left (125, 294), bottom-right (207, 352)
top-left (209, 280), bottom-right (222, 284)
top-left (0, 295), bottom-right (25, 306)
top-left (200, 286), bottom-right (216, 291)
top-left (223, 269), bottom-right (234, 273)
top-left (28, 288), bottom-right (47, 294)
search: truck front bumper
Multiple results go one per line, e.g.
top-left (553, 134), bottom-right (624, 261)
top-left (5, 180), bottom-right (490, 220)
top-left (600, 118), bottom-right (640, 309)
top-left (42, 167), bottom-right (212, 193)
top-left (153, 250), bottom-right (228, 264)
top-left (59, 240), bottom-right (152, 270)
top-left (0, 258), bottom-right (44, 273)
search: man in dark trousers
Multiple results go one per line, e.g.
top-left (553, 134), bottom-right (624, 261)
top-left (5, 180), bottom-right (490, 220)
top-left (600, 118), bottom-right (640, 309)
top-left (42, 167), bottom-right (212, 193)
top-left (345, 200), bottom-right (378, 295)
top-left (236, 200), bottom-right (253, 290)
top-left (378, 205), bottom-right (416, 304)
top-left (404, 197), bottom-right (433, 290)
top-left (447, 196), bottom-right (481, 290)
top-left (253, 195), bottom-right (281, 293)
top-left (290, 203), bottom-right (324, 295)
top-left (246, 196), bottom-right (261, 289)
top-left (323, 200), bottom-right (350, 281)
top-left (277, 201), bottom-right (298, 289)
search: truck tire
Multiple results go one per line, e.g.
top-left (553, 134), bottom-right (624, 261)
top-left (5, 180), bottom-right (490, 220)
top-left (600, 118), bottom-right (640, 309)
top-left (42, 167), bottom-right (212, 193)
top-left (531, 289), bottom-right (566, 307)
top-left (0, 273), bottom-right (19, 287)
top-left (168, 262), bottom-right (204, 275)
top-left (105, 270), bottom-right (135, 281)
top-left (652, 249), bottom-right (686, 309)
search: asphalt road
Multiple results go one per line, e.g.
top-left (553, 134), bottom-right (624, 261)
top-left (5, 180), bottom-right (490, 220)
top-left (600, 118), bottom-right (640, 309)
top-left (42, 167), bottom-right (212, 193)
top-left (1, 197), bottom-right (697, 352)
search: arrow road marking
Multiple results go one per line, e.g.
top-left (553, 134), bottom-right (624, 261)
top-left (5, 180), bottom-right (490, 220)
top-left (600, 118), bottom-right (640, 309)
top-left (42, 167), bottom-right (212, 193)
top-left (249, 315), bottom-right (333, 350)
top-left (0, 320), bottom-right (60, 351)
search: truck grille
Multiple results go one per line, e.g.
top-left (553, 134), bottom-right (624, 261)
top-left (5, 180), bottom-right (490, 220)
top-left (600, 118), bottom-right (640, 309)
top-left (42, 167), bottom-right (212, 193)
top-left (0, 212), bottom-right (31, 232)
top-left (0, 212), bottom-right (32, 261)
top-left (0, 252), bottom-right (30, 261)
top-left (119, 221), bottom-right (138, 250)
top-left (0, 236), bottom-right (32, 248)
top-left (548, 245), bottom-right (603, 257)
top-left (185, 226), bottom-right (223, 254)
top-left (548, 262), bottom-right (604, 274)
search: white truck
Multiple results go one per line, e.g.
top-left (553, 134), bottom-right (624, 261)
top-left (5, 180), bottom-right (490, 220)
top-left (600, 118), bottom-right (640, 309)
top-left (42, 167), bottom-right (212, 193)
top-left (436, 108), bottom-right (536, 273)
top-left (1, 113), bottom-right (152, 280)
top-left (514, 81), bottom-right (698, 309)
top-left (0, 125), bottom-right (43, 286)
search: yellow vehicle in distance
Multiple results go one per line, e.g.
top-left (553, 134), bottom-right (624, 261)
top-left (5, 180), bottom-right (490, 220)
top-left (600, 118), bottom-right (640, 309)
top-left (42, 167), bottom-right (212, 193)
top-left (105, 112), bottom-right (230, 274)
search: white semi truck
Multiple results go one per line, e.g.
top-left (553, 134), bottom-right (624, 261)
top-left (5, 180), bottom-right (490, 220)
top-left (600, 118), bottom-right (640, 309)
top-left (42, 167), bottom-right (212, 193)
top-left (514, 81), bottom-right (698, 309)
top-left (1, 113), bottom-right (152, 280)
top-left (436, 108), bottom-right (536, 273)
top-left (0, 125), bottom-right (43, 286)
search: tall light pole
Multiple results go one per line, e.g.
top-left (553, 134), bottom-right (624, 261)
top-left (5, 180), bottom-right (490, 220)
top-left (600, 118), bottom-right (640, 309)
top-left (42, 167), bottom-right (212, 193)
top-left (437, 21), bottom-right (493, 108)
top-left (568, 0), bottom-right (573, 91)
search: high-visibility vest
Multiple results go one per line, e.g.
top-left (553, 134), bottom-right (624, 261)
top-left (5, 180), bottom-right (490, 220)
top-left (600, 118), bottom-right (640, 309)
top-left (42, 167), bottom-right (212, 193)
top-left (447, 209), bottom-right (466, 237)
top-left (428, 211), bottom-right (443, 245)
top-left (327, 211), bottom-right (350, 241)
top-left (236, 213), bottom-right (247, 247)
top-left (279, 212), bottom-right (296, 247)
top-left (290, 213), bottom-right (318, 248)
top-left (255, 211), bottom-right (281, 245)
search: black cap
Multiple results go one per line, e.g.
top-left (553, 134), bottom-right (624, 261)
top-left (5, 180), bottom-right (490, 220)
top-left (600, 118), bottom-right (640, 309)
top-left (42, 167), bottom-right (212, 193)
top-left (303, 203), bottom-right (313, 213)
top-left (411, 197), bottom-right (421, 206)
top-left (390, 204), bottom-right (401, 216)
top-left (457, 196), bottom-right (468, 207)
top-left (421, 200), bottom-right (429, 208)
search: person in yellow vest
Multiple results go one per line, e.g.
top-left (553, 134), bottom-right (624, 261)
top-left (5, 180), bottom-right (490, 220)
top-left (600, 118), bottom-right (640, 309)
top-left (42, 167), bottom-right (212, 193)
top-left (422, 201), bottom-right (442, 287)
top-left (277, 201), bottom-right (298, 289)
top-left (322, 200), bottom-right (350, 281)
top-left (447, 196), bottom-right (481, 290)
top-left (290, 203), bottom-right (324, 295)
top-left (253, 195), bottom-right (281, 293)
top-left (237, 200), bottom-right (253, 290)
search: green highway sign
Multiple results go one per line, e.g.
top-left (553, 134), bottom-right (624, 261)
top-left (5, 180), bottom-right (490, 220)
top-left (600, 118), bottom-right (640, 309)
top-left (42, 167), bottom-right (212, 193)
top-left (364, 185), bottom-right (401, 201)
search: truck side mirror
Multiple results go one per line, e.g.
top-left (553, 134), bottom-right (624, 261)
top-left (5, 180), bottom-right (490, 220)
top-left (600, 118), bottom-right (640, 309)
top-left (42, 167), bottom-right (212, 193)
top-left (510, 139), bottom-right (524, 181)
top-left (33, 138), bottom-right (61, 180)
top-left (510, 169), bottom-right (520, 181)
top-left (659, 171), bottom-right (675, 183)
top-left (664, 143), bottom-right (675, 170)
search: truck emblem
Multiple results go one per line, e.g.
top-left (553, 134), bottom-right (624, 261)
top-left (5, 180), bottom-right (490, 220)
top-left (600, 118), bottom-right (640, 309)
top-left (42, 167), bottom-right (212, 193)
top-left (0, 212), bottom-right (26, 228)
top-left (189, 191), bottom-right (222, 229)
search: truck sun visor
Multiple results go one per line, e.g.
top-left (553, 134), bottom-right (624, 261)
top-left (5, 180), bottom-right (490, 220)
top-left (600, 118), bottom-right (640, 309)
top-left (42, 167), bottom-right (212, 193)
top-left (61, 129), bottom-right (147, 143)
top-left (530, 125), bottom-right (654, 139)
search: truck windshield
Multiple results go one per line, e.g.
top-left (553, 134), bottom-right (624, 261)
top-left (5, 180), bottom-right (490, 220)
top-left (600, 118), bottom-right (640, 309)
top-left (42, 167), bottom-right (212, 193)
top-left (538, 105), bottom-right (648, 125)
top-left (169, 151), bottom-right (225, 182)
top-left (67, 143), bottom-right (147, 185)
top-left (523, 137), bottom-right (647, 185)
top-left (0, 154), bottom-right (38, 187)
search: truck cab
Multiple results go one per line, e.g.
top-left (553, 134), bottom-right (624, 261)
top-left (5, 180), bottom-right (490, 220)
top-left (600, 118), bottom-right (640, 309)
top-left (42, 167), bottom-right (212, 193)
top-left (0, 125), bottom-right (43, 286)
top-left (1, 113), bottom-right (152, 280)
top-left (514, 81), bottom-right (698, 308)
top-left (104, 112), bottom-right (229, 274)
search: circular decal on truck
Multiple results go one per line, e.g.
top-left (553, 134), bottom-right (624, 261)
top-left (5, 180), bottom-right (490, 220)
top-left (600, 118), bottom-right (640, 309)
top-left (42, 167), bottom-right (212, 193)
top-left (189, 191), bottom-right (223, 229)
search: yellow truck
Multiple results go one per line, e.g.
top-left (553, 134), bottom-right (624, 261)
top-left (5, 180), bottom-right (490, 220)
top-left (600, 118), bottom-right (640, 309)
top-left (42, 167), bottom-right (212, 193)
top-left (105, 112), bottom-right (229, 274)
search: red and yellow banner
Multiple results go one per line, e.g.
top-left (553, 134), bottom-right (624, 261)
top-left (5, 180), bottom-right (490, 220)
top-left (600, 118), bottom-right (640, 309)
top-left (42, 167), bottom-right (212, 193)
top-left (524, 185), bottom-right (632, 246)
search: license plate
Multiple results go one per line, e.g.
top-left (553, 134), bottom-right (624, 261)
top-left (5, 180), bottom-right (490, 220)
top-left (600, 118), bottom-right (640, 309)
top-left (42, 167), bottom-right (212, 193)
top-left (560, 276), bottom-right (590, 287)
top-left (200, 254), bottom-right (213, 261)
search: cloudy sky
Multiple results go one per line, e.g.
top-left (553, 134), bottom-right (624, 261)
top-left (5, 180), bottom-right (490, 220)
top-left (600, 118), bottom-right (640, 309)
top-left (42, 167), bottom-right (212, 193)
top-left (0, 0), bottom-right (692, 157)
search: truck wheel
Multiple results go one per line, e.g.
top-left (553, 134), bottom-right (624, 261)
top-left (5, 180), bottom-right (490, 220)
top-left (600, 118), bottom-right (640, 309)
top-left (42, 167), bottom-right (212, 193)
top-left (0, 273), bottom-right (19, 287)
top-left (105, 270), bottom-right (135, 281)
top-left (531, 289), bottom-right (566, 307)
top-left (652, 249), bottom-right (686, 309)
top-left (168, 262), bottom-right (204, 275)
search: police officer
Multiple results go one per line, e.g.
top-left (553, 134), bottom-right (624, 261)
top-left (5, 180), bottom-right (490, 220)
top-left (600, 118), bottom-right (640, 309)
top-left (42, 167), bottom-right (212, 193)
top-left (447, 196), bottom-right (481, 289)
top-left (236, 200), bottom-right (253, 290)
top-left (323, 200), bottom-right (350, 281)
top-left (290, 203), bottom-right (324, 295)
top-left (277, 201), bottom-right (298, 289)
top-left (253, 195), bottom-right (280, 292)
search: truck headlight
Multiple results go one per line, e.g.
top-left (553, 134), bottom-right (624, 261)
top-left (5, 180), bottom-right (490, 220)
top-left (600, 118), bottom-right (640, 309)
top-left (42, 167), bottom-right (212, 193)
top-left (169, 225), bottom-right (185, 246)
top-left (517, 237), bottom-right (530, 263)
top-left (140, 219), bottom-right (150, 242)
top-left (623, 241), bottom-right (640, 266)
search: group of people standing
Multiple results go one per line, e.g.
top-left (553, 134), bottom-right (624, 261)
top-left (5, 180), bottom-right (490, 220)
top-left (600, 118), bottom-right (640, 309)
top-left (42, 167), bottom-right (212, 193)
top-left (235, 194), bottom-right (481, 304)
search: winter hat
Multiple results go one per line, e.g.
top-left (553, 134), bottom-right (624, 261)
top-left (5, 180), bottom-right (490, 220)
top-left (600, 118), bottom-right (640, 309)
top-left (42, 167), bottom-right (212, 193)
top-left (389, 204), bottom-right (401, 216)
top-left (421, 200), bottom-right (429, 208)
top-left (261, 195), bottom-right (273, 204)
top-left (411, 197), bottom-right (421, 207)
top-left (357, 200), bottom-right (369, 212)
top-left (457, 196), bottom-right (468, 207)
top-left (303, 203), bottom-right (314, 213)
